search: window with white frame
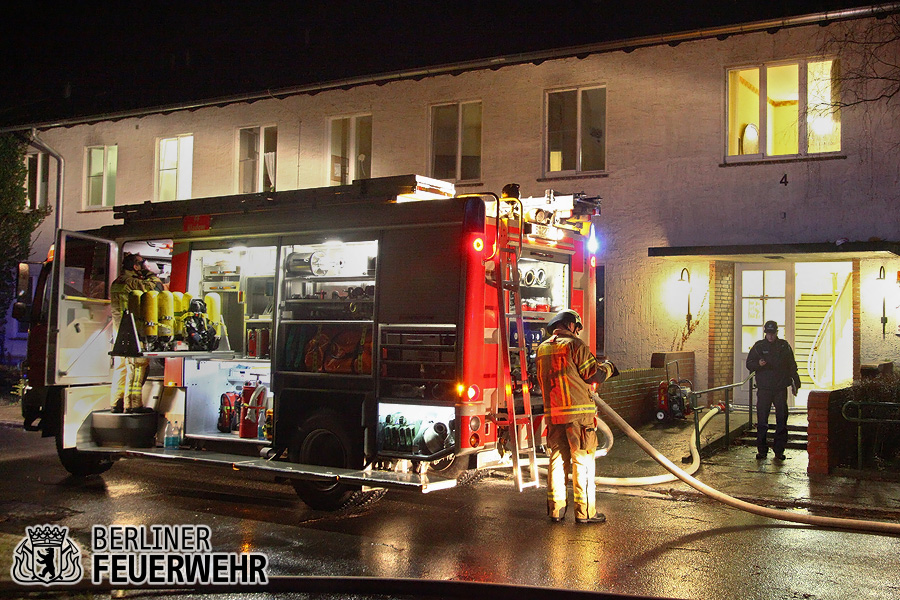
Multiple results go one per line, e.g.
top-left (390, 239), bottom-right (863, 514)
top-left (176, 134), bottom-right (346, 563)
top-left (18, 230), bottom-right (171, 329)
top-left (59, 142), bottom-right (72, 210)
top-left (157, 134), bottom-right (193, 201)
top-left (85, 145), bottom-right (117, 208)
top-left (329, 115), bottom-right (371, 185)
top-left (25, 153), bottom-right (49, 210)
top-left (238, 126), bottom-right (277, 193)
top-left (546, 86), bottom-right (606, 174)
top-left (431, 101), bottom-right (481, 181)
top-left (727, 58), bottom-right (841, 159)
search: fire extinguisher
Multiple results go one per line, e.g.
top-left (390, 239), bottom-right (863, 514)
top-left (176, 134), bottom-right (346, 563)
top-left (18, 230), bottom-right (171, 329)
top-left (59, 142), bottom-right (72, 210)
top-left (247, 329), bottom-right (257, 358)
top-left (258, 327), bottom-right (270, 358)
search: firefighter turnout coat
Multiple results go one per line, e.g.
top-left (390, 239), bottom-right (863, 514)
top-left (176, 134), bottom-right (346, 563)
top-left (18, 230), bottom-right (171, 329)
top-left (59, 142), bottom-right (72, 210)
top-left (536, 329), bottom-right (601, 424)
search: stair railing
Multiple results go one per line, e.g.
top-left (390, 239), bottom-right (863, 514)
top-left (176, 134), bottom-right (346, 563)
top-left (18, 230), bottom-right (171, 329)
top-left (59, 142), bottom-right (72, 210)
top-left (807, 274), bottom-right (852, 389)
top-left (686, 372), bottom-right (754, 453)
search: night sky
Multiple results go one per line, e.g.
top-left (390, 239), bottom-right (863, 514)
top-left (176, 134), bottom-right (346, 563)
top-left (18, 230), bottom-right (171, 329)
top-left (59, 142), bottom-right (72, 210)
top-left (0, 1), bottom-right (881, 128)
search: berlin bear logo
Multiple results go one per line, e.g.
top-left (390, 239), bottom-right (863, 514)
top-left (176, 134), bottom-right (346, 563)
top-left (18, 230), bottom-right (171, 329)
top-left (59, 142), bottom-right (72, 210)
top-left (11, 525), bottom-right (83, 585)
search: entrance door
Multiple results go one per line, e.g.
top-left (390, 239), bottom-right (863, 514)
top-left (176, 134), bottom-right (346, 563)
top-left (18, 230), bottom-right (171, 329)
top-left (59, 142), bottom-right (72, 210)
top-left (734, 264), bottom-right (794, 407)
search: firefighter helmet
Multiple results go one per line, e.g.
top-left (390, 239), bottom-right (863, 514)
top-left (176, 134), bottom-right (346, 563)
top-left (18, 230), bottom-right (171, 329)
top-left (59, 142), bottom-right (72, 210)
top-left (763, 320), bottom-right (778, 334)
top-left (547, 309), bottom-right (583, 333)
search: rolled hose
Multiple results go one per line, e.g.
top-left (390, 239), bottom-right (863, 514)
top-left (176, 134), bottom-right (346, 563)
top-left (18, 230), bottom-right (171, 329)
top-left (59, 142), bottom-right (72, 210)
top-left (593, 394), bottom-right (900, 535)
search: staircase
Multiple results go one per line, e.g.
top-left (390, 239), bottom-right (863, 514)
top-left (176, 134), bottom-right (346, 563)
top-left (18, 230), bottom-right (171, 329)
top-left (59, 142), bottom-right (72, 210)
top-left (794, 293), bottom-right (834, 388)
top-left (733, 421), bottom-right (809, 450)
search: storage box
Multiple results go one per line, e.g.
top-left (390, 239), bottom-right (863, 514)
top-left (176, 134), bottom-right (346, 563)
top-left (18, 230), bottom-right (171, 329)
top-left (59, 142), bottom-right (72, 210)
top-left (91, 411), bottom-right (159, 448)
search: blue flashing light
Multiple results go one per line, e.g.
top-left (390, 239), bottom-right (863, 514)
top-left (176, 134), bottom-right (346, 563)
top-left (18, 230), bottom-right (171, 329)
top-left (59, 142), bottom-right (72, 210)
top-left (587, 223), bottom-right (600, 254)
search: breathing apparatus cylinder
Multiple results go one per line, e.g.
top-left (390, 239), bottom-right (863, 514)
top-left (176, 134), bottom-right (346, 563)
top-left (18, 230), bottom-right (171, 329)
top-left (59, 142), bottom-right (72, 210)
top-left (157, 290), bottom-right (174, 342)
top-left (172, 291), bottom-right (184, 338)
top-left (127, 290), bottom-right (143, 325)
top-left (140, 290), bottom-right (159, 338)
top-left (205, 292), bottom-right (222, 335)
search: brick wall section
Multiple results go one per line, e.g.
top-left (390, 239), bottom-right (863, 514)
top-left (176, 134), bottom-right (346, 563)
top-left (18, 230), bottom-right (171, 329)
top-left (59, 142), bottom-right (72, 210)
top-left (806, 390), bottom-right (832, 474)
top-left (707, 261), bottom-right (735, 405)
top-left (598, 367), bottom-right (667, 431)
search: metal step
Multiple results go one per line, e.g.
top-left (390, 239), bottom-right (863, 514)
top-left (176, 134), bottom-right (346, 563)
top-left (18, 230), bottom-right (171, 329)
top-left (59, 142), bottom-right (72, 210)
top-left (79, 446), bottom-right (459, 493)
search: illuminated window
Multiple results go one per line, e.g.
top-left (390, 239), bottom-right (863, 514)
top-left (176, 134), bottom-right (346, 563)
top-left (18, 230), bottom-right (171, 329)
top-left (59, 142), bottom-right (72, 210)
top-left (85, 145), bottom-right (117, 209)
top-left (727, 59), bottom-right (840, 159)
top-left (431, 101), bottom-right (481, 181)
top-left (238, 126), bottom-right (277, 193)
top-left (546, 86), bottom-right (606, 174)
top-left (25, 152), bottom-right (49, 210)
top-left (157, 134), bottom-right (193, 201)
top-left (330, 115), bottom-right (371, 185)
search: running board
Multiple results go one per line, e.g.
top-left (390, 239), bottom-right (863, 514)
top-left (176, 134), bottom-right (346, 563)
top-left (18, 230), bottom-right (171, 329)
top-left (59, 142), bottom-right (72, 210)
top-left (80, 446), bottom-right (459, 493)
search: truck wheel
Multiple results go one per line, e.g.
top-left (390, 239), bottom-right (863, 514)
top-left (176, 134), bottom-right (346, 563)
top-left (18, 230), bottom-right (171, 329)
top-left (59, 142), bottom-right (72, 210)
top-left (289, 412), bottom-right (373, 511)
top-left (55, 435), bottom-right (115, 477)
top-left (656, 410), bottom-right (667, 422)
top-left (429, 455), bottom-right (485, 485)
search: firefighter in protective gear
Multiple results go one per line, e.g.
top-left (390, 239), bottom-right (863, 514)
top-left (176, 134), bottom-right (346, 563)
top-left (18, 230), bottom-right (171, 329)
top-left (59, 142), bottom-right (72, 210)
top-left (536, 309), bottom-right (617, 524)
top-left (110, 253), bottom-right (164, 413)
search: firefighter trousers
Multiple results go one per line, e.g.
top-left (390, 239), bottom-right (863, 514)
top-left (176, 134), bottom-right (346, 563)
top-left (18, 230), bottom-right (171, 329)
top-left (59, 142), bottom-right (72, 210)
top-left (111, 356), bottom-right (150, 410)
top-left (546, 415), bottom-right (598, 520)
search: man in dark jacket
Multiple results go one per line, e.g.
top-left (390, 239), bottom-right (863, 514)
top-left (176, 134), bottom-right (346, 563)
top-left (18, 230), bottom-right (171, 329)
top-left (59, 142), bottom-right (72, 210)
top-left (746, 320), bottom-right (801, 461)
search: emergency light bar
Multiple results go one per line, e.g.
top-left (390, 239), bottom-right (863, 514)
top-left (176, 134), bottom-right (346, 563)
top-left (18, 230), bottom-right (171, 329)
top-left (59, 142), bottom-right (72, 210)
top-left (394, 175), bottom-right (457, 202)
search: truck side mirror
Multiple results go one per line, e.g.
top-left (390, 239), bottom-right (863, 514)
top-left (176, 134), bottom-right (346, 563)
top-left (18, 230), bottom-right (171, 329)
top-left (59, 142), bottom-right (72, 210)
top-left (11, 263), bottom-right (32, 323)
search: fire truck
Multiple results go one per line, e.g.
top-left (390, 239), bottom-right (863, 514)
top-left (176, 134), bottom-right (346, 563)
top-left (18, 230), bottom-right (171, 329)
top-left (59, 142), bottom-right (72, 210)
top-left (13, 175), bottom-right (601, 510)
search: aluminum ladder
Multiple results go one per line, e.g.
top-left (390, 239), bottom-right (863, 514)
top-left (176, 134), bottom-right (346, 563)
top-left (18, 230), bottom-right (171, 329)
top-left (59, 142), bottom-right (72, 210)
top-left (493, 221), bottom-right (540, 492)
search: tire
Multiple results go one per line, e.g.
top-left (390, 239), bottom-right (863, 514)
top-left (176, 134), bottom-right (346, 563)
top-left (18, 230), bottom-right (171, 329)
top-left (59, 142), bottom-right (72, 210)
top-left (428, 454), bottom-right (483, 485)
top-left (288, 411), bottom-right (368, 511)
top-left (55, 435), bottom-right (115, 477)
top-left (656, 410), bottom-right (668, 422)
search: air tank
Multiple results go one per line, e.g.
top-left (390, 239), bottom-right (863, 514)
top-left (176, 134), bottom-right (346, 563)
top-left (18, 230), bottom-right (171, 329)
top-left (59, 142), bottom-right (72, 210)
top-left (140, 290), bottom-right (159, 338)
top-left (205, 292), bottom-right (222, 335)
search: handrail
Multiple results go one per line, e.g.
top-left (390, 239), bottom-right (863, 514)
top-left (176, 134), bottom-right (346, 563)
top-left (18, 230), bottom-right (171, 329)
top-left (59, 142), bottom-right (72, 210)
top-left (807, 274), bottom-right (851, 388)
top-left (686, 373), bottom-right (755, 453)
top-left (690, 372), bottom-right (754, 398)
top-left (841, 400), bottom-right (900, 470)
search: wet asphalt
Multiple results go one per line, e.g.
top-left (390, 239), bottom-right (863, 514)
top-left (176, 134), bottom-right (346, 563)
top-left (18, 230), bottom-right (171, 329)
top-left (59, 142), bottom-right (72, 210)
top-left (1, 404), bottom-right (900, 600)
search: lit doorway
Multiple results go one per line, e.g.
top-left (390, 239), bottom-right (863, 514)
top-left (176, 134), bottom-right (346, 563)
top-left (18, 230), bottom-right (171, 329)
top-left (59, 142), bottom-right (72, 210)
top-left (794, 262), bottom-right (853, 405)
top-left (735, 264), bottom-right (792, 408)
top-left (734, 262), bottom-right (853, 410)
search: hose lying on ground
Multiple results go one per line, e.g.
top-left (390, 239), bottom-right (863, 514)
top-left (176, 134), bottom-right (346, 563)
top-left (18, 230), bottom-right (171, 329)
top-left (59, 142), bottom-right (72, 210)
top-left (536, 400), bottom-right (720, 486)
top-left (592, 394), bottom-right (900, 535)
top-left (593, 404), bottom-right (720, 487)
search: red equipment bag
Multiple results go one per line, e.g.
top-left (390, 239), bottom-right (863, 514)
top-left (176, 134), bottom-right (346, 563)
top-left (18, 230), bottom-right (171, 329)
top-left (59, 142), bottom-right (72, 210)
top-left (218, 392), bottom-right (239, 433)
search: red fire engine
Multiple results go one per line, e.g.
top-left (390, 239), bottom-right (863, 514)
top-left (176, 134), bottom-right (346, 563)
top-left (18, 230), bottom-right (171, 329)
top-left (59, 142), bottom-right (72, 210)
top-left (13, 175), bottom-right (601, 510)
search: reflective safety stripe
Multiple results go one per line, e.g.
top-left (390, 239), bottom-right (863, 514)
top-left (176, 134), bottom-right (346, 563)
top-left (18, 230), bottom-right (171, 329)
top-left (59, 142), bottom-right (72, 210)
top-left (537, 332), bottom-right (598, 422)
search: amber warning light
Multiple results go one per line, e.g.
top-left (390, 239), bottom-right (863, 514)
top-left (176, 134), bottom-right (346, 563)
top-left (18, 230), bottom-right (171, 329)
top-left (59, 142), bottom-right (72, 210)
top-left (472, 237), bottom-right (485, 252)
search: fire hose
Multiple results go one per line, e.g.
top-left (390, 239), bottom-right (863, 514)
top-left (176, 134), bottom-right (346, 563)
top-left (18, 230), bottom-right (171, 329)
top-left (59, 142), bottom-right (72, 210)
top-left (591, 393), bottom-right (900, 535)
top-left (592, 398), bottom-right (720, 486)
top-left (536, 397), bottom-right (718, 486)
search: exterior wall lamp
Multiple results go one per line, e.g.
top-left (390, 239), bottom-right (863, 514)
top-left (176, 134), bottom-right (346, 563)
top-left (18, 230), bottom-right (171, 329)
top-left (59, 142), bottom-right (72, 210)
top-left (878, 266), bottom-right (887, 338)
top-left (679, 267), bottom-right (691, 326)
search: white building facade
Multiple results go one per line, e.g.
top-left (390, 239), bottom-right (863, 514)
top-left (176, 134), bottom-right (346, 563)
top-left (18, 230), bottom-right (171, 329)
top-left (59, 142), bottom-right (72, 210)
top-left (13, 10), bottom-right (900, 407)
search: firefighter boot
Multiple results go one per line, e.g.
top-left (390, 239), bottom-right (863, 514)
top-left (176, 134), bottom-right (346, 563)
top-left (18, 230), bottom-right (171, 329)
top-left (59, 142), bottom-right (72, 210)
top-left (576, 513), bottom-right (607, 525)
